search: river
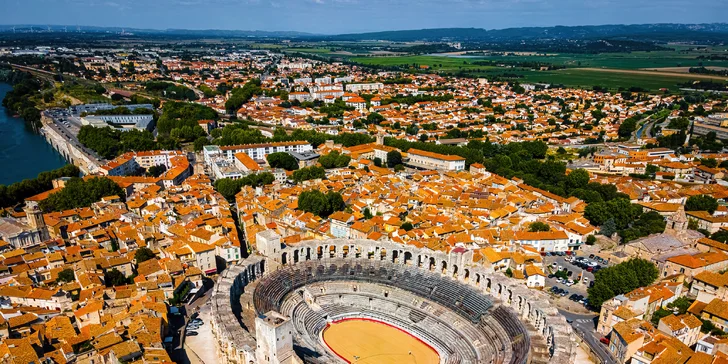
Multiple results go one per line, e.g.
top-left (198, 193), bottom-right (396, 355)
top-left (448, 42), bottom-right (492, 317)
top-left (0, 82), bottom-right (66, 185)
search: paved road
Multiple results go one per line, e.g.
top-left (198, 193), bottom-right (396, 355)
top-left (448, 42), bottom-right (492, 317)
top-left (43, 109), bottom-right (106, 162)
top-left (559, 310), bottom-right (617, 364)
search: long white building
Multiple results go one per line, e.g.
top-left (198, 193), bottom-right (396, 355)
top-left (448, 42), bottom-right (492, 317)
top-left (345, 83), bottom-right (384, 93)
top-left (204, 141), bottom-right (313, 163)
top-left (407, 149), bottom-right (465, 171)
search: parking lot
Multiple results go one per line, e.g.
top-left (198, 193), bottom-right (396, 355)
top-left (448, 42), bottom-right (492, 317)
top-left (542, 252), bottom-right (612, 311)
top-left (184, 300), bottom-right (219, 364)
top-left (44, 108), bottom-right (105, 162)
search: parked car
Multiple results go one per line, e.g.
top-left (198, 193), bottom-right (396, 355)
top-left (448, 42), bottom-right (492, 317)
top-left (600, 337), bottom-right (610, 345)
top-left (589, 254), bottom-right (595, 259)
top-left (186, 331), bottom-right (198, 336)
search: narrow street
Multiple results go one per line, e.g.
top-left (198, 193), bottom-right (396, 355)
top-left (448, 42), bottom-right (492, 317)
top-left (559, 310), bottom-right (617, 364)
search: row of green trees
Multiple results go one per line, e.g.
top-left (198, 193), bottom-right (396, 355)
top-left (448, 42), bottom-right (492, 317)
top-left (225, 79), bottom-right (262, 113)
top-left (77, 126), bottom-right (158, 159)
top-left (297, 190), bottom-right (345, 218)
top-left (292, 166), bottom-right (326, 183)
top-left (0, 164), bottom-right (80, 208)
top-left (39, 177), bottom-right (125, 212)
top-left (213, 173), bottom-right (275, 200)
top-left (266, 152), bottom-right (299, 171)
top-left (318, 151), bottom-right (351, 169)
top-left (144, 81), bottom-right (198, 101)
top-left (2, 71), bottom-right (43, 128)
top-left (207, 123), bottom-right (375, 150)
top-left (587, 258), bottom-right (659, 308)
top-left (156, 101), bottom-right (216, 141)
top-left (584, 199), bottom-right (666, 242)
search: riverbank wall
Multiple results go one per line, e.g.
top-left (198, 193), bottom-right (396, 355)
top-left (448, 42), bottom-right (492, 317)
top-left (40, 114), bottom-right (102, 175)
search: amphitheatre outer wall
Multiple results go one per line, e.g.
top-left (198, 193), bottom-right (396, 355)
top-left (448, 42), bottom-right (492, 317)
top-left (209, 238), bottom-right (578, 364)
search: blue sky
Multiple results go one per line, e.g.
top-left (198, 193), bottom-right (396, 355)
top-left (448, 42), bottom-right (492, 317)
top-left (3, 0), bottom-right (727, 34)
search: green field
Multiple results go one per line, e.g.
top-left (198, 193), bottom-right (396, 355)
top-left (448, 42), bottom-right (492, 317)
top-left (349, 55), bottom-right (498, 72)
top-left (348, 53), bottom-right (728, 91)
top-left (465, 50), bottom-right (728, 69)
top-left (515, 69), bottom-right (706, 90)
top-left (283, 47), bottom-right (333, 54)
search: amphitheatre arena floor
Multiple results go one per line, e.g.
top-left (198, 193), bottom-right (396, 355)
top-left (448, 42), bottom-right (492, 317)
top-left (322, 318), bottom-right (440, 364)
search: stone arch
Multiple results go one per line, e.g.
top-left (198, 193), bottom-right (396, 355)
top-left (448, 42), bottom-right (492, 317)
top-left (429, 257), bottom-right (436, 271)
top-left (441, 261), bottom-right (448, 274)
top-left (316, 246), bottom-right (324, 259)
top-left (463, 268), bottom-right (470, 282)
top-left (329, 245), bottom-right (337, 258)
top-left (293, 249), bottom-right (299, 263)
top-left (404, 251), bottom-right (413, 266)
top-left (475, 273), bottom-right (481, 285)
top-left (452, 264), bottom-right (459, 278)
top-left (392, 250), bottom-right (399, 264)
top-left (380, 248), bottom-right (387, 260)
top-left (281, 252), bottom-right (288, 265)
top-left (342, 245), bottom-right (349, 258)
top-left (485, 277), bottom-right (492, 293)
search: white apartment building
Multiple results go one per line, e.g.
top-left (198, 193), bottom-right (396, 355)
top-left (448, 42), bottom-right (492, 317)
top-left (214, 141), bottom-right (313, 161)
top-left (407, 149), bottom-right (465, 171)
top-left (514, 230), bottom-right (570, 252)
top-left (345, 83), bottom-right (384, 93)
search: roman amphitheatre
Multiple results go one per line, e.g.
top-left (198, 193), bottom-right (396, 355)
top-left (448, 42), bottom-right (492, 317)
top-left (209, 232), bottom-right (578, 364)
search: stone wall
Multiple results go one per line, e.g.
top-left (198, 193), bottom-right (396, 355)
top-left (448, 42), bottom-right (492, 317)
top-left (209, 256), bottom-right (264, 364)
top-left (40, 115), bottom-right (102, 175)
top-left (210, 239), bottom-right (578, 364)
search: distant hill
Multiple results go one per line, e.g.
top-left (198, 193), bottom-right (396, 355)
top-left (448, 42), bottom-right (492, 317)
top-left (0, 25), bottom-right (314, 38)
top-left (1, 23), bottom-right (727, 43)
top-left (324, 23), bottom-right (728, 43)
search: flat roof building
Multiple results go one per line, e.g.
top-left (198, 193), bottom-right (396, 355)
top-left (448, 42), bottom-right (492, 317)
top-left (407, 148), bottom-right (465, 172)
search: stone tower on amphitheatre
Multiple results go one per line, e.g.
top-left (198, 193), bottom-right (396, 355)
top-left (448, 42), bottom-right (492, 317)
top-left (255, 311), bottom-right (302, 364)
top-left (24, 201), bottom-right (49, 241)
